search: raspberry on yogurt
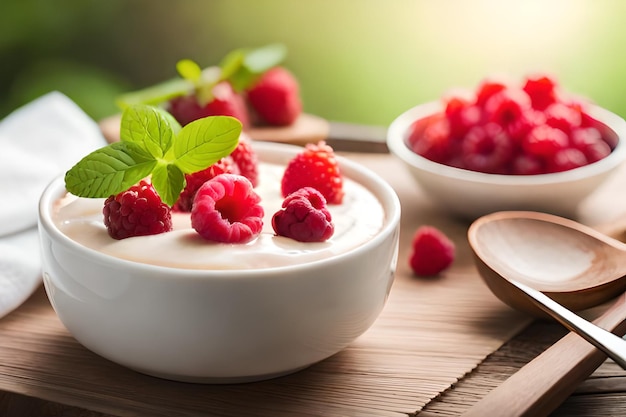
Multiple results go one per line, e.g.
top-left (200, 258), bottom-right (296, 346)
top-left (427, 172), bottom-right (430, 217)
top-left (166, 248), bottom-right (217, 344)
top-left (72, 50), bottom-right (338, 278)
top-left (272, 187), bottom-right (334, 242)
top-left (191, 174), bottom-right (264, 244)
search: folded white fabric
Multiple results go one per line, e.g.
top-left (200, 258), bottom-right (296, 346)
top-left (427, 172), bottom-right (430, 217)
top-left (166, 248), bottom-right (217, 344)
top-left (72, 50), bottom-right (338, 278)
top-left (0, 228), bottom-right (40, 316)
top-left (0, 92), bottom-right (108, 318)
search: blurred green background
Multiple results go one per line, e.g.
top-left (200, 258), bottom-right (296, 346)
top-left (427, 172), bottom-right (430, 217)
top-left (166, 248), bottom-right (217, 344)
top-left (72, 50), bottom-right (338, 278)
top-left (2, 0), bottom-right (626, 127)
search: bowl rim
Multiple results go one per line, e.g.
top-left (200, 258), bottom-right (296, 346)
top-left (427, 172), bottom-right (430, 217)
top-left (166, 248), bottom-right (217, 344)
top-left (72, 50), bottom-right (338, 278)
top-left (38, 141), bottom-right (401, 278)
top-left (386, 100), bottom-right (626, 186)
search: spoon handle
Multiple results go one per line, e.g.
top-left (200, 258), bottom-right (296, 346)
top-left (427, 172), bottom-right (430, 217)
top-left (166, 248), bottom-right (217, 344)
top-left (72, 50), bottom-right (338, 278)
top-left (462, 292), bottom-right (626, 417)
top-left (510, 280), bottom-right (626, 369)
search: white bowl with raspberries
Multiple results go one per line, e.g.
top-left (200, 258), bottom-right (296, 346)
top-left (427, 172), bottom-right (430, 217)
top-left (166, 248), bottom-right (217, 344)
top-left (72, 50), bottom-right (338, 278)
top-left (38, 134), bottom-right (401, 383)
top-left (387, 75), bottom-right (626, 220)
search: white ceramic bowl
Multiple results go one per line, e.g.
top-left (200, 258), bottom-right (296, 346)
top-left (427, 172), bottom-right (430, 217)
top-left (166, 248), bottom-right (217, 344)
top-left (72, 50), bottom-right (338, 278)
top-left (387, 101), bottom-right (626, 219)
top-left (38, 142), bottom-right (401, 383)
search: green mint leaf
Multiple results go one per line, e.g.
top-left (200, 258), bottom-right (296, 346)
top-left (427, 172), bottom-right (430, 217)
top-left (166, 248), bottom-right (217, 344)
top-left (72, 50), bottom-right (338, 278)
top-left (116, 44), bottom-right (287, 107)
top-left (151, 162), bottom-right (185, 207)
top-left (116, 77), bottom-right (192, 109)
top-left (120, 105), bottom-right (180, 159)
top-left (65, 141), bottom-right (157, 198)
top-left (65, 104), bottom-right (241, 207)
top-left (176, 59), bottom-right (216, 105)
top-left (227, 66), bottom-right (255, 93)
top-left (176, 59), bottom-right (202, 83)
top-left (174, 116), bottom-right (242, 173)
top-left (219, 49), bottom-right (246, 81)
top-left (243, 43), bottom-right (287, 73)
top-left (225, 43), bottom-right (287, 91)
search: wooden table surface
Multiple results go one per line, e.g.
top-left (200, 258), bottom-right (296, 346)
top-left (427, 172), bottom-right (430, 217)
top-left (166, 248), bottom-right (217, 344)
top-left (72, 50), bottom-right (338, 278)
top-left (1, 122), bottom-right (625, 416)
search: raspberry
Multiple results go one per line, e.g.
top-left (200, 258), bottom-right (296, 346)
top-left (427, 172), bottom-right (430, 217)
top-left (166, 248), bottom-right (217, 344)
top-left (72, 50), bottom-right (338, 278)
top-left (444, 97), bottom-right (482, 139)
top-left (522, 125), bottom-right (569, 158)
top-left (544, 102), bottom-right (582, 133)
top-left (272, 187), bottom-right (334, 242)
top-left (571, 127), bottom-right (611, 163)
top-left (409, 116), bottom-right (454, 164)
top-left (407, 113), bottom-right (436, 148)
top-left (103, 180), bottom-right (172, 240)
top-left (522, 74), bottom-right (558, 111)
top-left (475, 79), bottom-right (507, 107)
top-left (483, 88), bottom-right (532, 130)
top-left (578, 107), bottom-right (618, 148)
top-left (168, 81), bottom-right (249, 127)
top-left (511, 154), bottom-right (545, 175)
top-left (246, 66), bottom-right (302, 126)
top-left (461, 123), bottom-right (514, 174)
top-left (547, 147), bottom-right (588, 173)
top-left (281, 141), bottom-right (344, 204)
top-left (172, 157), bottom-right (238, 212)
top-left (191, 174), bottom-right (263, 244)
top-left (505, 109), bottom-right (545, 141)
top-left (230, 134), bottom-right (259, 187)
top-left (409, 226), bottom-right (455, 277)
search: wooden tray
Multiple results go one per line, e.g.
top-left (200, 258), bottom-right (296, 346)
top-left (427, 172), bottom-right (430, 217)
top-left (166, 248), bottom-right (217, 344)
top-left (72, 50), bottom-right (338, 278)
top-left (0, 151), bottom-right (534, 416)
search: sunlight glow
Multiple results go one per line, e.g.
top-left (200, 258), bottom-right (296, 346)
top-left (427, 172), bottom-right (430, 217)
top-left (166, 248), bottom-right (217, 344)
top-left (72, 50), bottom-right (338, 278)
top-left (419, 0), bottom-right (589, 76)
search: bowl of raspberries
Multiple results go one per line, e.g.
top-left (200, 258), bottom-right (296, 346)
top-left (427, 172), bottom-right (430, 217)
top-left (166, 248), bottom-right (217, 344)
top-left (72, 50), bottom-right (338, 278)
top-left (387, 74), bottom-right (626, 219)
top-left (37, 105), bottom-right (401, 384)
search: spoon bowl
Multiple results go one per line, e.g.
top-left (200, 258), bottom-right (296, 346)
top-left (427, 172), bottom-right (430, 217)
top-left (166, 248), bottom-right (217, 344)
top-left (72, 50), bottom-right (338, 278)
top-left (468, 211), bottom-right (626, 316)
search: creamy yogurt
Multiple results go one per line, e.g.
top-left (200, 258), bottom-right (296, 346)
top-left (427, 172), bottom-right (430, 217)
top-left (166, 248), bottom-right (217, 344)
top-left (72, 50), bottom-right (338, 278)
top-left (53, 162), bottom-right (385, 270)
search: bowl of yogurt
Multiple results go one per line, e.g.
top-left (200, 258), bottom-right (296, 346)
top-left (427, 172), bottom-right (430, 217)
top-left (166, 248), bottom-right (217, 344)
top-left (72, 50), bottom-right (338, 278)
top-left (38, 140), bottom-right (401, 383)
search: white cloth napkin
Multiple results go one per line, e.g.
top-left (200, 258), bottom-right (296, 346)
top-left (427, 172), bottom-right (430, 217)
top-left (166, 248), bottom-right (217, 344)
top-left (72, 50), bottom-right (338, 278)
top-left (0, 92), bottom-right (107, 318)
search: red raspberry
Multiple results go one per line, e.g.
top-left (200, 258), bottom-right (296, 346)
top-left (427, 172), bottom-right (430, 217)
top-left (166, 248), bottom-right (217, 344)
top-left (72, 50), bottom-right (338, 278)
top-left (230, 134), bottom-right (259, 187)
top-left (281, 141), bottom-right (344, 204)
top-left (522, 125), bottom-right (569, 158)
top-left (511, 154), bottom-right (545, 175)
top-left (272, 187), bottom-right (334, 242)
top-left (409, 115), bottom-right (456, 164)
top-left (191, 174), bottom-right (264, 244)
top-left (571, 127), bottom-right (611, 163)
top-left (444, 96), bottom-right (482, 139)
top-left (407, 113), bottom-right (438, 147)
top-left (103, 180), bottom-right (172, 240)
top-left (168, 81), bottom-right (250, 127)
top-left (172, 157), bottom-right (238, 212)
top-left (475, 79), bottom-right (507, 107)
top-left (547, 147), bottom-right (588, 173)
top-left (246, 66), bottom-right (302, 126)
top-left (578, 107), bottom-right (618, 148)
top-left (483, 88), bottom-right (532, 130)
top-left (505, 109), bottom-right (546, 141)
top-left (544, 102), bottom-right (582, 133)
top-left (409, 226), bottom-right (455, 277)
top-left (461, 123), bottom-right (514, 174)
top-left (522, 74), bottom-right (558, 111)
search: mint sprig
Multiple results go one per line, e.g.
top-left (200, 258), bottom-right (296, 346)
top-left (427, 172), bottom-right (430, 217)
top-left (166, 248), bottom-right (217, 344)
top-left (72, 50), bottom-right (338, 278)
top-left (221, 43), bottom-right (287, 92)
top-left (65, 104), bottom-right (241, 206)
top-left (115, 43), bottom-right (287, 109)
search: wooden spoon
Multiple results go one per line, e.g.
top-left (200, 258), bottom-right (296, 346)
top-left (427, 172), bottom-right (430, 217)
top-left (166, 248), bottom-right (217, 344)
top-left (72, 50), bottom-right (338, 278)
top-left (467, 210), bottom-right (626, 317)
top-left (465, 211), bottom-right (626, 415)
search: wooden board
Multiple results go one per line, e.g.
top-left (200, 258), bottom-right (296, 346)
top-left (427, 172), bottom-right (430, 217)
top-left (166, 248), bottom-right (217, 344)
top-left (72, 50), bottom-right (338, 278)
top-left (98, 113), bottom-right (330, 145)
